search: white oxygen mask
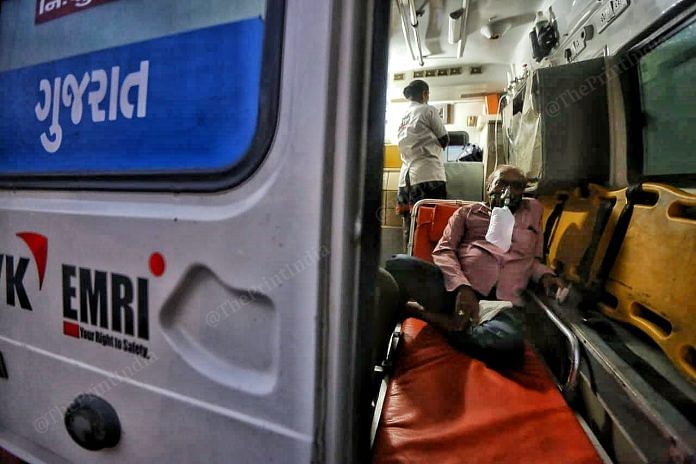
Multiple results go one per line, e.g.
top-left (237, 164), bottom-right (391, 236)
top-left (485, 188), bottom-right (515, 252)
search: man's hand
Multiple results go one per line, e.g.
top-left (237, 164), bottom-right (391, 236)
top-left (453, 286), bottom-right (479, 331)
top-left (540, 273), bottom-right (565, 298)
top-left (401, 301), bottom-right (424, 320)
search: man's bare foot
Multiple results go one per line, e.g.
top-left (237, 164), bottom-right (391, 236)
top-left (401, 301), bottom-right (424, 319)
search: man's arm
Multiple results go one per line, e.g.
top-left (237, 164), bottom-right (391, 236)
top-left (432, 207), bottom-right (480, 324)
top-left (428, 107), bottom-right (449, 148)
top-left (529, 201), bottom-right (565, 296)
top-left (438, 134), bottom-right (449, 149)
top-left (530, 238), bottom-right (556, 283)
top-left (432, 207), bottom-right (471, 292)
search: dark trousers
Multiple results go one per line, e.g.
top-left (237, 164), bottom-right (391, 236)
top-left (386, 254), bottom-right (525, 369)
top-left (397, 180), bottom-right (447, 252)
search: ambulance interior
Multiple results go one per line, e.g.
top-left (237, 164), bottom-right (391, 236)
top-left (367, 1), bottom-right (696, 463)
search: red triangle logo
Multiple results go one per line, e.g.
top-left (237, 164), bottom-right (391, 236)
top-left (16, 232), bottom-right (48, 290)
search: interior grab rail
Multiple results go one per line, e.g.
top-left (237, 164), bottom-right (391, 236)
top-left (527, 291), bottom-right (580, 396)
top-left (394, 0), bottom-right (417, 61)
top-left (456, 0), bottom-right (469, 58)
top-left (406, 0), bottom-right (425, 66)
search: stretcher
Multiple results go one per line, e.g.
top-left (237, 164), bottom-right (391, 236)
top-left (540, 184), bottom-right (696, 383)
top-left (371, 199), bottom-right (602, 464)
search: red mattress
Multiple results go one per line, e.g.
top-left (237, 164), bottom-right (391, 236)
top-left (372, 318), bottom-right (601, 464)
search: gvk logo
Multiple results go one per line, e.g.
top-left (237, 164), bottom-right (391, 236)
top-left (0, 232), bottom-right (48, 311)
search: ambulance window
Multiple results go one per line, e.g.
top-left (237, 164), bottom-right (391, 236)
top-left (0, 0), bottom-right (279, 190)
top-left (638, 20), bottom-right (696, 176)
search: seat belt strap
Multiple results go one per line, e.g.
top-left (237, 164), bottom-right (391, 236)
top-left (577, 197), bottom-right (616, 283)
top-left (593, 184), bottom-right (643, 291)
top-left (543, 193), bottom-right (568, 262)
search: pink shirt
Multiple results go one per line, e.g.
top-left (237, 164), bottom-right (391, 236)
top-left (432, 199), bottom-right (554, 306)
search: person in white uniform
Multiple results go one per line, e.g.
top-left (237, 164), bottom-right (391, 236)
top-left (396, 80), bottom-right (449, 250)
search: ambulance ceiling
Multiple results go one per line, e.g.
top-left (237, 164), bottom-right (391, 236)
top-left (388, 0), bottom-right (548, 97)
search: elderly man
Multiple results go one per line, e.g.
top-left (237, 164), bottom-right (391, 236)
top-left (386, 165), bottom-right (564, 369)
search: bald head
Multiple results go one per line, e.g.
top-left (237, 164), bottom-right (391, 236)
top-left (486, 165), bottom-right (528, 210)
top-left (486, 165), bottom-right (527, 190)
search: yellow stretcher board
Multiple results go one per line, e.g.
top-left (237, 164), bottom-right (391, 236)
top-left (541, 183), bottom-right (695, 383)
top-left (602, 184), bottom-right (696, 383)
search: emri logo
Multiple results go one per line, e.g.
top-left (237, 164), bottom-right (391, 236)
top-left (62, 266), bottom-right (150, 340)
top-left (0, 232), bottom-right (48, 311)
top-left (60, 253), bottom-right (165, 359)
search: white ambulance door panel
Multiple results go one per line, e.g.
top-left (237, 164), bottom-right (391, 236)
top-left (0, 0), bottom-right (339, 462)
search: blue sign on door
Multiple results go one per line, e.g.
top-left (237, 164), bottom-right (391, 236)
top-left (0, 18), bottom-right (264, 174)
